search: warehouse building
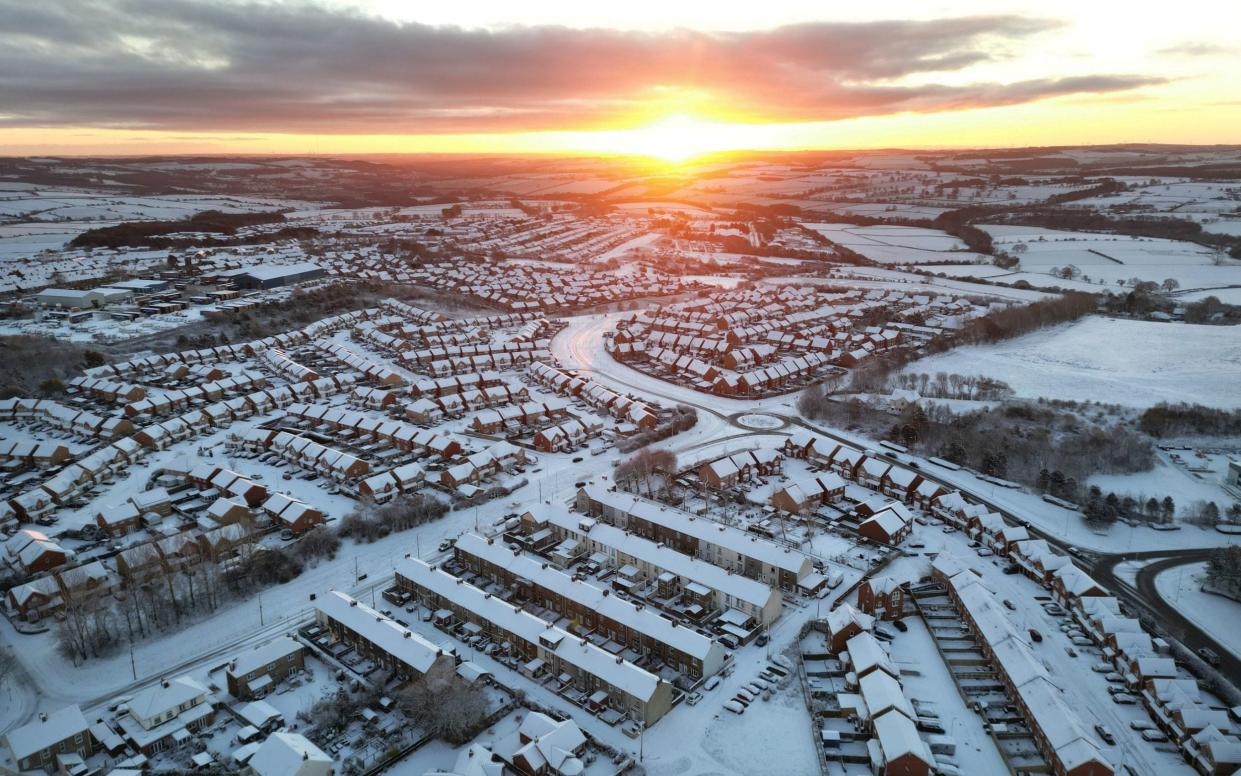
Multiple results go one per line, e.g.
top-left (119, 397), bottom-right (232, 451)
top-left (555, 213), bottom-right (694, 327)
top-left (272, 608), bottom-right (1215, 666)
top-left (35, 287), bottom-right (132, 309)
top-left (229, 262), bottom-right (325, 290)
top-left (109, 278), bottom-right (172, 294)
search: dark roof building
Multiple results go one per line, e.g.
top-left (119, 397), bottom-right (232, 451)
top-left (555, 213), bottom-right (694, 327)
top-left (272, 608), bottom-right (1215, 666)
top-left (230, 262), bottom-right (325, 290)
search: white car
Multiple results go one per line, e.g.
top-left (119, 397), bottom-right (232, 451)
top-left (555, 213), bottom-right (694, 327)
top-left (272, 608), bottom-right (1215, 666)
top-left (723, 700), bottom-right (745, 714)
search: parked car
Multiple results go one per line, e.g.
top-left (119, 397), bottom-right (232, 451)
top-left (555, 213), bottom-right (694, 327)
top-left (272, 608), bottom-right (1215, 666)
top-left (686, 692), bottom-right (703, 706)
top-left (723, 700), bottom-right (745, 714)
top-left (1140, 729), bottom-right (1168, 742)
top-left (1111, 693), bottom-right (1138, 705)
top-left (893, 619), bottom-right (908, 632)
top-left (1028, 628), bottom-right (1043, 642)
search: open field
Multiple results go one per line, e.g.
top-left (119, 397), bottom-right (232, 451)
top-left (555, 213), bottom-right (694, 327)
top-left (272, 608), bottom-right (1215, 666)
top-left (907, 316), bottom-right (1241, 408)
top-left (804, 222), bottom-right (990, 264)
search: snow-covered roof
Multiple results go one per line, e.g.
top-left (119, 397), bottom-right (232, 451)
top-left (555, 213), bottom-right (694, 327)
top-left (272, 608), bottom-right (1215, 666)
top-left (542, 509), bottom-right (779, 611)
top-left (315, 591), bottom-right (444, 675)
top-left (127, 676), bottom-right (209, 724)
top-left (397, 558), bottom-right (663, 702)
top-left (871, 709), bottom-right (933, 766)
top-left (3, 704), bottom-right (89, 761)
top-left (454, 533), bottom-right (721, 665)
top-left (580, 486), bottom-right (811, 576)
top-left (246, 732), bottom-right (332, 776)
top-left (228, 636), bottom-right (303, 680)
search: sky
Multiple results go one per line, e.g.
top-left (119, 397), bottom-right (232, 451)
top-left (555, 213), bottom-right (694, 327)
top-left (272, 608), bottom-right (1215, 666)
top-left (0, 0), bottom-right (1237, 158)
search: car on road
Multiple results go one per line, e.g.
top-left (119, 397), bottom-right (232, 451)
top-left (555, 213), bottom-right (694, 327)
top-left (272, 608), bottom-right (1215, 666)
top-left (1028, 628), bottom-right (1043, 642)
top-left (893, 619), bottom-right (908, 632)
top-left (572, 456), bottom-right (583, 463)
top-left (1094, 724), bottom-right (1116, 745)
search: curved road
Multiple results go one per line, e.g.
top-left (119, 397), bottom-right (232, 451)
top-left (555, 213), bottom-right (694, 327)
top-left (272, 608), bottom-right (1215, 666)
top-left (1093, 549), bottom-right (1241, 685)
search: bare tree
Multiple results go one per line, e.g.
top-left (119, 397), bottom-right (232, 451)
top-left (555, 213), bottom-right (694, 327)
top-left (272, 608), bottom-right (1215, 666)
top-left (399, 663), bottom-right (489, 744)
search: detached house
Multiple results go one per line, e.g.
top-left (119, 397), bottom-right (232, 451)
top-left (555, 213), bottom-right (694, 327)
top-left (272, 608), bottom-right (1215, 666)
top-left (2, 705), bottom-right (94, 774)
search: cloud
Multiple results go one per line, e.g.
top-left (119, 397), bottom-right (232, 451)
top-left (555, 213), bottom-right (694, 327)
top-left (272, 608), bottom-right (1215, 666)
top-left (0, 0), bottom-right (1164, 134)
top-left (1155, 42), bottom-right (1234, 57)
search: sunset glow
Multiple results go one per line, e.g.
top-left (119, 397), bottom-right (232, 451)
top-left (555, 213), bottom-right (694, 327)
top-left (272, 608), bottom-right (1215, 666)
top-left (0, 1), bottom-right (1238, 156)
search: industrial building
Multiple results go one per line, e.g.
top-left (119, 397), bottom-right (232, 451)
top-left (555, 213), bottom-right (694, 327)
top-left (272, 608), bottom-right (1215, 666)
top-left (228, 262), bottom-right (325, 290)
top-left (34, 287), bottom-right (132, 309)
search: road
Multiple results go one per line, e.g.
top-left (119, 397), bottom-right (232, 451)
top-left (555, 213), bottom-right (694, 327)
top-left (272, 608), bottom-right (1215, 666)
top-left (1092, 549), bottom-right (1241, 687)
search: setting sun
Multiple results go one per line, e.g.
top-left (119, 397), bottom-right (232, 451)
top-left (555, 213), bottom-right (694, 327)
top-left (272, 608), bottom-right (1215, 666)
top-left (565, 114), bottom-right (782, 163)
top-left (622, 115), bottom-right (717, 161)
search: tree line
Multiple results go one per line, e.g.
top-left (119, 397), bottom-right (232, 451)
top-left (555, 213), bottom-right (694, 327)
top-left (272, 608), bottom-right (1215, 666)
top-left (57, 534), bottom-right (303, 663)
top-left (1138, 403), bottom-right (1241, 437)
top-left (798, 393), bottom-right (1156, 508)
top-left (69, 210), bottom-right (292, 249)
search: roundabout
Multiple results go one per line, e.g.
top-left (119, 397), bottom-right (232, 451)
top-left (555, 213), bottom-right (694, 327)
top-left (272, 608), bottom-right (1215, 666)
top-left (731, 412), bottom-right (787, 431)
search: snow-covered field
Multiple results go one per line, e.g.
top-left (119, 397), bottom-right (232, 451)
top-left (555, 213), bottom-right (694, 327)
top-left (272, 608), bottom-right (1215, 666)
top-left (1155, 563), bottom-right (1241, 659)
top-left (908, 316), bottom-right (1241, 408)
top-left (768, 268), bottom-right (1056, 302)
top-left (804, 222), bottom-right (990, 264)
top-left (981, 224), bottom-right (1240, 288)
top-left (1089, 449), bottom-right (1238, 514)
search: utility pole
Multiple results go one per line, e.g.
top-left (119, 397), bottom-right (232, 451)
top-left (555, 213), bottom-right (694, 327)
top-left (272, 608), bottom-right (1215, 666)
top-left (259, 595), bottom-right (264, 626)
top-left (129, 643), bottom-right (137, 681)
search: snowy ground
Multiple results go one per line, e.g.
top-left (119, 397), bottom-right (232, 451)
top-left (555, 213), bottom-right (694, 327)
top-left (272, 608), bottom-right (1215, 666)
top-left (1089, 448), bottom-right (1240, 514)
top-left (764, 270), bottom-right (1056, 302)
top-left (906, 316), bottom-right (1241, 408)
top-left (803, 222), bottom-right (990, 264)
top-left (980, 224), bottom-right (1240, 288)
top-left (1154, 562), bottom-right (1241, 660)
